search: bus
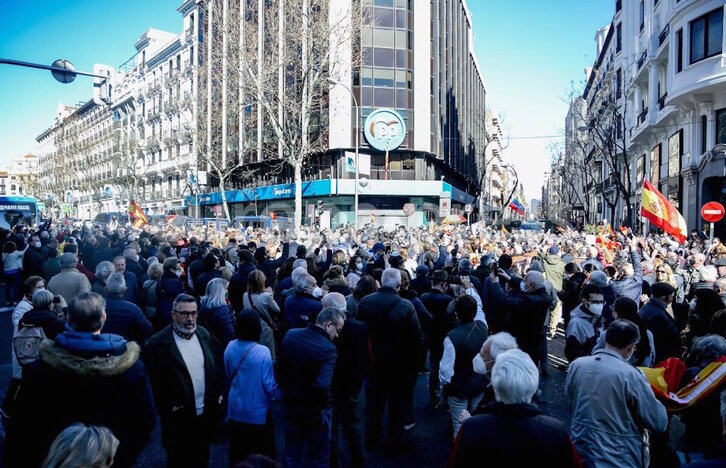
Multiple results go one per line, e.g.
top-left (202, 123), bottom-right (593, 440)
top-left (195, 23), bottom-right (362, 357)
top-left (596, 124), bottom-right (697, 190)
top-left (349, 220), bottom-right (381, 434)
top-left (0, 196), bottom-right (38, 230)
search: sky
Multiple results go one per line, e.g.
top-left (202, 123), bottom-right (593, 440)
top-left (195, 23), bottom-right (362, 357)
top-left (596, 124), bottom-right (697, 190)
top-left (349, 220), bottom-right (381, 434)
top-left (1, 0), bottom-right (614, 202)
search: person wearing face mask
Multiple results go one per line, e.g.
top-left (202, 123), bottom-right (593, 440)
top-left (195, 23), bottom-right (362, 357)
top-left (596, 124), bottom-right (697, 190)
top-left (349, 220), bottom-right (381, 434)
top-left (566, 320), bottom-right (668, 468)
top-left (284, 273), bottom-right (323, 330)
top-left (640, 281), bottom-right (684, 363)
top-left (22, 233), bottom-right (47, 280)
top-left (564, 284), bottom-right (605, 363)
top-left (155, 258), bottom-right (186, 328)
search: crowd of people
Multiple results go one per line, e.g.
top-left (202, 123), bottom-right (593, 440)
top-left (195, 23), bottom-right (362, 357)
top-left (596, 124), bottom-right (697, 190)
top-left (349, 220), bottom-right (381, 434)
top-left (1, 218), bottom-right (726, 467)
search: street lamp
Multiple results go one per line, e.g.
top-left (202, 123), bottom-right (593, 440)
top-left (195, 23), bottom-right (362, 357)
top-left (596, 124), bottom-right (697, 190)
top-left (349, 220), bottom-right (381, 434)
top-left (327, 76), bottom-right (359, 232)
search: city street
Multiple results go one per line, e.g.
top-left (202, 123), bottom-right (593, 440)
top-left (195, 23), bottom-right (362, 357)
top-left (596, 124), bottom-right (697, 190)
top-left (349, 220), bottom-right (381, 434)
top-left (0, 297), bottom-right (572, 467)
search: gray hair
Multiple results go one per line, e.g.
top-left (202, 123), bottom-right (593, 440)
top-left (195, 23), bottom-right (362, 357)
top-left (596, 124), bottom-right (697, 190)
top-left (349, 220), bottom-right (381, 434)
top-left (690, 334), bottom-right (726, 367)
top-left (41, 423), bottom-right (119, 468)
top-left (32, 289), bottom-right (54, 310)
top-left (381, 268), bottom-right (402, 289)
top-left (321, 292), bottom-right (346, 311)
top-left (491, 349), bottom-right (539, 405)
top-left (295, 273), bottom-right (316, 292)
top-left (524, 270), bottom-right (545, 290)
top-left (292, 259), bottom-right (308, 271)
top-left (291, 266), bottom-right (308, 286)
top-left (122, 248), bottom-right (137, 261)
top-left (147, 256), bottom-right (159, 266)
top-left (67, 292), bottom-right (106, 333)
top-left (485, 332), bottom-right (519, 361)
top-left (94, 261), bottom-right (115, 283)
top-left (172, 293), bottom-right (197, 311)
top-left (202, 278), bottom-right (229, 309)
top-left (316, 307), bottom-right (346, 326)
top-left (105, 272), bottom-right (126, 295)
top-left (147, 262), bottom-right (163, 280)
top-left (59, 252), bottom-right (78, 269)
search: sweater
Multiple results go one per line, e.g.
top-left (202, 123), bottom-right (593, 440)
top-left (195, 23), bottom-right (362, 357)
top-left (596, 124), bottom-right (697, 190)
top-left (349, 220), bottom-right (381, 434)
top-left (225, 340), bottom-right (281, 424)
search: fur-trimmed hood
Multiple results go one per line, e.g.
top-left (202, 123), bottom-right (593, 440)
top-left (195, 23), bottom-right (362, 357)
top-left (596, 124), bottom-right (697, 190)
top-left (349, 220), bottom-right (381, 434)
top-left (40, 339), bottom-right (141, 377)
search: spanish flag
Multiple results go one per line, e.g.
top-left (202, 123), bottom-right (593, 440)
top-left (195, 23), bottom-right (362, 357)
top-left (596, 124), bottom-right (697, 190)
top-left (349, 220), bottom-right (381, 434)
top-left (129, 200), bottom-right (148, 228)
top-left (641, 179), bottom-right (687, 244)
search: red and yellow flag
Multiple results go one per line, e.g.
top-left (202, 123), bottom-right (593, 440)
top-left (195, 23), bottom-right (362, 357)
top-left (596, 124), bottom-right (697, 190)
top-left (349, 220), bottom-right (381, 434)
top-left (128, 200), bottom-right (148, 228)
top-left (641, 179), bottom-right (687, 244)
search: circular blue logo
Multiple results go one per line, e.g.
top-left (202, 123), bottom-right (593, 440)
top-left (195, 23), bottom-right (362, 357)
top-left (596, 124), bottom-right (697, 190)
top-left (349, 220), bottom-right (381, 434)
top-left (363, 108), bottom-right (406, 151)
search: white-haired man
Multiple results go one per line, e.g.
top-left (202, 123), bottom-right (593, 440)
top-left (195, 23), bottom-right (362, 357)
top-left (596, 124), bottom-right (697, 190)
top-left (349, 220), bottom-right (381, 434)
top-left (448, 349), bottom-right (578, 466)
top-left (567, 320), bottom-right (667, 467)
top-left (357, 268), bottom-right (422, 451)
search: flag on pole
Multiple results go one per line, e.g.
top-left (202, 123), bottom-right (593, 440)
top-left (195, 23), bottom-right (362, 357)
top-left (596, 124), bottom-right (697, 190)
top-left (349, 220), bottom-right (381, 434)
top-left (641, 179), bottom-right (687, 243)
top-left (128, 200), bottom-right (148, 228)
top-left (508, 197), bottom-right (525, 216)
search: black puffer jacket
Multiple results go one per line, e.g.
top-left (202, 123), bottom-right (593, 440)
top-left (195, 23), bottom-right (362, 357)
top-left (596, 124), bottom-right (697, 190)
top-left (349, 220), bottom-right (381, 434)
top-left (198, 300), bottom-right (236, 347)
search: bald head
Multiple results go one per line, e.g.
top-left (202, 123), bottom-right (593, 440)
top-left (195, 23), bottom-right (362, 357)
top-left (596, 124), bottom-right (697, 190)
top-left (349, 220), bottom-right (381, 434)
top-left (321, 292), bottom-right (346, 312)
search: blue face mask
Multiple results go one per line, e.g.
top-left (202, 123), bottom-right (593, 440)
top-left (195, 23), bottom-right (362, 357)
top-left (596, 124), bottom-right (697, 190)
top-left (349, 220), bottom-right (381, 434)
top-left (520, 281), bottom-right (527, 293)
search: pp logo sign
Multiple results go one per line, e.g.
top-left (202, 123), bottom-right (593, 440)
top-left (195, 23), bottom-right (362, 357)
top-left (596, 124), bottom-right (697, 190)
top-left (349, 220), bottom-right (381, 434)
top-left (364, 108), bottom-right (406, 151)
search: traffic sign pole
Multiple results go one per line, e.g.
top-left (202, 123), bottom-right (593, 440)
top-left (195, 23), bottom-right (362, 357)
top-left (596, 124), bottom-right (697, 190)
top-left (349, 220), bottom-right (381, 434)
top-left (711, 222), bottom-right (715, 246)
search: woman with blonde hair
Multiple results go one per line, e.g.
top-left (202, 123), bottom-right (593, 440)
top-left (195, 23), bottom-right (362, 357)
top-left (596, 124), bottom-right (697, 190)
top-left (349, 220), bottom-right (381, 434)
top-left (41, 423), bottom-right (119, 468)
top-left (199, 277), bottom-right (236, 347)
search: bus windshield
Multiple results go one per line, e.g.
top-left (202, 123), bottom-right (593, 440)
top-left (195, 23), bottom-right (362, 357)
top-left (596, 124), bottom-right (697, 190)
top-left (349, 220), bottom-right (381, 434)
top-left (0, 196), bottom-right (38, 230)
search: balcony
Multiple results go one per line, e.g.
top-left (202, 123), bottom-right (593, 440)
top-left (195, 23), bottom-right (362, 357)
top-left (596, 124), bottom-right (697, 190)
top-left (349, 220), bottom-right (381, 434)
top-left (637, 50), bottom-right (647, 70)
top-left (658, 24), bottom-right (670, 47)
top-left (637, 107), bottom-right (648, 126)
top-left (658, 93), bottom-right (668, 110)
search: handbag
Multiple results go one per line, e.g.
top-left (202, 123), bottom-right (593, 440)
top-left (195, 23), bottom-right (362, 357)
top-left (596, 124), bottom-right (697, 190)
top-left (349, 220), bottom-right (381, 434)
top-left (230, 344), bottom-right (256, 381)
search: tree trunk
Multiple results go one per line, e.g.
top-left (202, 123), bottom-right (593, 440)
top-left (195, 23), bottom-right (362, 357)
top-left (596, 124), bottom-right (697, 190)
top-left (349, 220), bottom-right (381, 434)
top-left (220, 177), bottom-right (231, 221)
top-left (294, 161), bottom-right (302, 230)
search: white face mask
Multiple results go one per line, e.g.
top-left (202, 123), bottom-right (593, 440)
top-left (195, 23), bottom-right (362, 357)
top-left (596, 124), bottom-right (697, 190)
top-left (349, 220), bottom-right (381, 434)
top-left (174, 269), bottom-right (182, 277)
top-left (472, 353), bottom-right (489, 375)
top-left (589, 303), bottom-right (604, 316)
top-left (519, 282), bottom-right (527, 293)
top-left (34, 242), bottom-right (41, 248)
top-left (312, 286), bottom-right (323, 298)
top-left (356, 261), bottom-right (363, 271)
top-left (689, 299), bottom-right (697, 311)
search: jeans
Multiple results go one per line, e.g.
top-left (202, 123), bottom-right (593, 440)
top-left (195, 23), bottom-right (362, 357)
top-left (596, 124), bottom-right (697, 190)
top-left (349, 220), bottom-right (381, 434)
top-left (366, 370), bottom-right (409, 448)
top-left (331, 391), bottom-right (366, 468)
top-left (447, 394), bottom-right (483, 440)
top-left (283, 407), bottom-right (332, 468)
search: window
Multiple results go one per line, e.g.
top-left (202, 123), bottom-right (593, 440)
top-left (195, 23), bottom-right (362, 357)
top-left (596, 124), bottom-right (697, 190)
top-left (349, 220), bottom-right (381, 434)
top-left (651, 143), bottom-right (661, 183)
top-left (690, 9), bottom-right (723, 64)
top-left (616, 68), bottom-right (622, 98)
top-left (702, 115), bottom-right (708, 154)
top-left (616, 23), bottom-right (622, 52)
top-left (676, 29), bottom-right (683, 72)
top-left (637, 155), bottom-right (645, 183)
top-left (639, 1), bottom-right (644, 31)
top-left (717, 109), bottom-right (726, 144)
top-left (668, 130), bottom-right (682, 179)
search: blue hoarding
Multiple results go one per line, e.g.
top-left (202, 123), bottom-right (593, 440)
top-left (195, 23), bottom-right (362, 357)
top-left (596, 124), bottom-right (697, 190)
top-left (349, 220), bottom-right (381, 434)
top-left (188, 180), bottom-right (331, 206)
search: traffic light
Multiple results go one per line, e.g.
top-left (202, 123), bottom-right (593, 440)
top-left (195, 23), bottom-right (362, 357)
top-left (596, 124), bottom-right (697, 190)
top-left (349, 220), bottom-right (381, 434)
top-left (93, 64), bottom-right (114, 105)
top-left (317, 200), bottom-right (324, 216)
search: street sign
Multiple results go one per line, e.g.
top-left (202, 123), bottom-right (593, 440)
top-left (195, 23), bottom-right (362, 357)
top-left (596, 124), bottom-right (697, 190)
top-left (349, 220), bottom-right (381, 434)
top-left (439, 197), bottom-right (451, 218)
top-left (464, 204), bottom-right (473, 214)
top-left (701, 202), bottom-right (725, 223)
top-left (402, 203), bottom-right (416, 216)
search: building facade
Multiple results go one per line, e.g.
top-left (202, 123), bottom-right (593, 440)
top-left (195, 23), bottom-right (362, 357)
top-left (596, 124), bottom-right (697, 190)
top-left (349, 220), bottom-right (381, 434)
top-left (36, 0), bottom-right (488, 227)
top-left (561, 0), bottom-right (726, 236)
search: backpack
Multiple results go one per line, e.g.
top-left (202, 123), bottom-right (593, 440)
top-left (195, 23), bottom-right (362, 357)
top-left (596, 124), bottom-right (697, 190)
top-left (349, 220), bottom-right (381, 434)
top-left (13, 323), bottom-right (47, 366)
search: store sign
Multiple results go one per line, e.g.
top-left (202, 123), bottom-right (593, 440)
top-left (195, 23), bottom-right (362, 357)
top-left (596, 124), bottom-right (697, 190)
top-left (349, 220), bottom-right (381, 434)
top-left (363, 108), bottom-right (406, 151)
top-left (0, 204), bottom-right (31, 211)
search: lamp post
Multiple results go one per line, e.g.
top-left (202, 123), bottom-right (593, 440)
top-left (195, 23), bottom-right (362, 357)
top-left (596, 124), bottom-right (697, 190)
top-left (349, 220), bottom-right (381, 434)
top-left (327, 77), bottom-right (359, 232)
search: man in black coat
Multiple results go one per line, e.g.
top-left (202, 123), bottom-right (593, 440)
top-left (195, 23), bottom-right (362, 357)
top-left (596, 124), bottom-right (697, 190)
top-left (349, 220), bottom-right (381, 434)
top-left (228, 250), bottom-right (257, 313)
top-left (640, 281), bottom-right (683, 363)
top-left (256, 233), bottom-right (290, 288)
top-left (194, 253), bottom-right (222, 298)
top-left (410, 264), bottom-right (432, 296)
top-left (22, 233), bottom-right (46, 279)
top-left (482, 254), bottom-right (515, 333)
top-left (102, 272), bottom-right (153, 345)
top-left (420, 270), bottom-right (456, 407)
top-left (112, 255), bottom-right (140, 304)
top-left (357, 268), bottom-right (422, 450)
top-left (490, 270), bottom-right (552, 369)
top-left (447, 349), bottom-right (579, 467)
top-left (277, 307), bottom-right (343, 467)
top-left (6, 292), bottom-right (155, 467)
top-left (144, 293), bottom-right (227, 467)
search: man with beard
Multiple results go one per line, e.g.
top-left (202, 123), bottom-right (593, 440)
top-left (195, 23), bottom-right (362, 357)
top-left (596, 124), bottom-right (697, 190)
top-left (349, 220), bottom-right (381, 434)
top-left (144, 294), bottom-right (226, 467)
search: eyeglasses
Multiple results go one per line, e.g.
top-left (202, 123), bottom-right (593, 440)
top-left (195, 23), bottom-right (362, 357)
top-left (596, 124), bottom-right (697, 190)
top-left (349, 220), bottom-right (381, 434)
top-left (173, 310), bottom-right (198, 318)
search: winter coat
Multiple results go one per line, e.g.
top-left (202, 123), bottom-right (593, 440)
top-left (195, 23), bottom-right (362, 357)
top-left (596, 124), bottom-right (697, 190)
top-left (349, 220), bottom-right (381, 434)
top-left (42, 257), bottom-right (60, 282)
top-left (140, 278), bottom-right (159, 319)
top-left (566, 348), bottom-right (668, 467)
top-left (491, 283), bottom-right (551, 364)
top-left (333, 319), bottom-right (370, 399)
top-left (448, 403), bottom-right (579, 468)
top-left (143, 325), bottom-right (227, 446)
top-left (258, 242), bottom-right (290, 288)
top-left (156, 271), bottom-right (186, 325)
top-left (611, 249), bottom-right (643, 304)
top-left (593, 328), bottom-right (656, 368)
top-left (225, 339), bottom-right (281, 425)
top-left (22, 244), bottom-right (45, 279)
top-left (125, 259), bottom-right (145, 287)
top-left (6, 331), bottom-right (156, 467)
top-left (410, 275), bottom-right (432, 297)
top-left (195, 268), bottom-right (222, 298)
top-left (101, 293), bottom-right (153, 345)
top-left (420, 288), bottom-right (456, 361)
top-left (17, 307), bottom-right (65, 339)
top-left (399, 288), bottom-right (433, 332)
top-left (121, 270), bottom-right (140, 305)
top-left (198, 300), bottom-right (236, 348)
top-left (47, 267), bottom-right (92, 305)
top-left (283, 291), bottom-right (322, 329)
top-left (228, 262), bottom-right (256, 313)
top-left (639, 297), bottom-right (683, 364)
top-left (538, 252), bottom-right (565, 290)
top-left (278, 325), bottom-right (337, 414)
top-left (357, 287), bottom-right (422, 377)
top-left (565, 304), bottom-right (602, 363)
